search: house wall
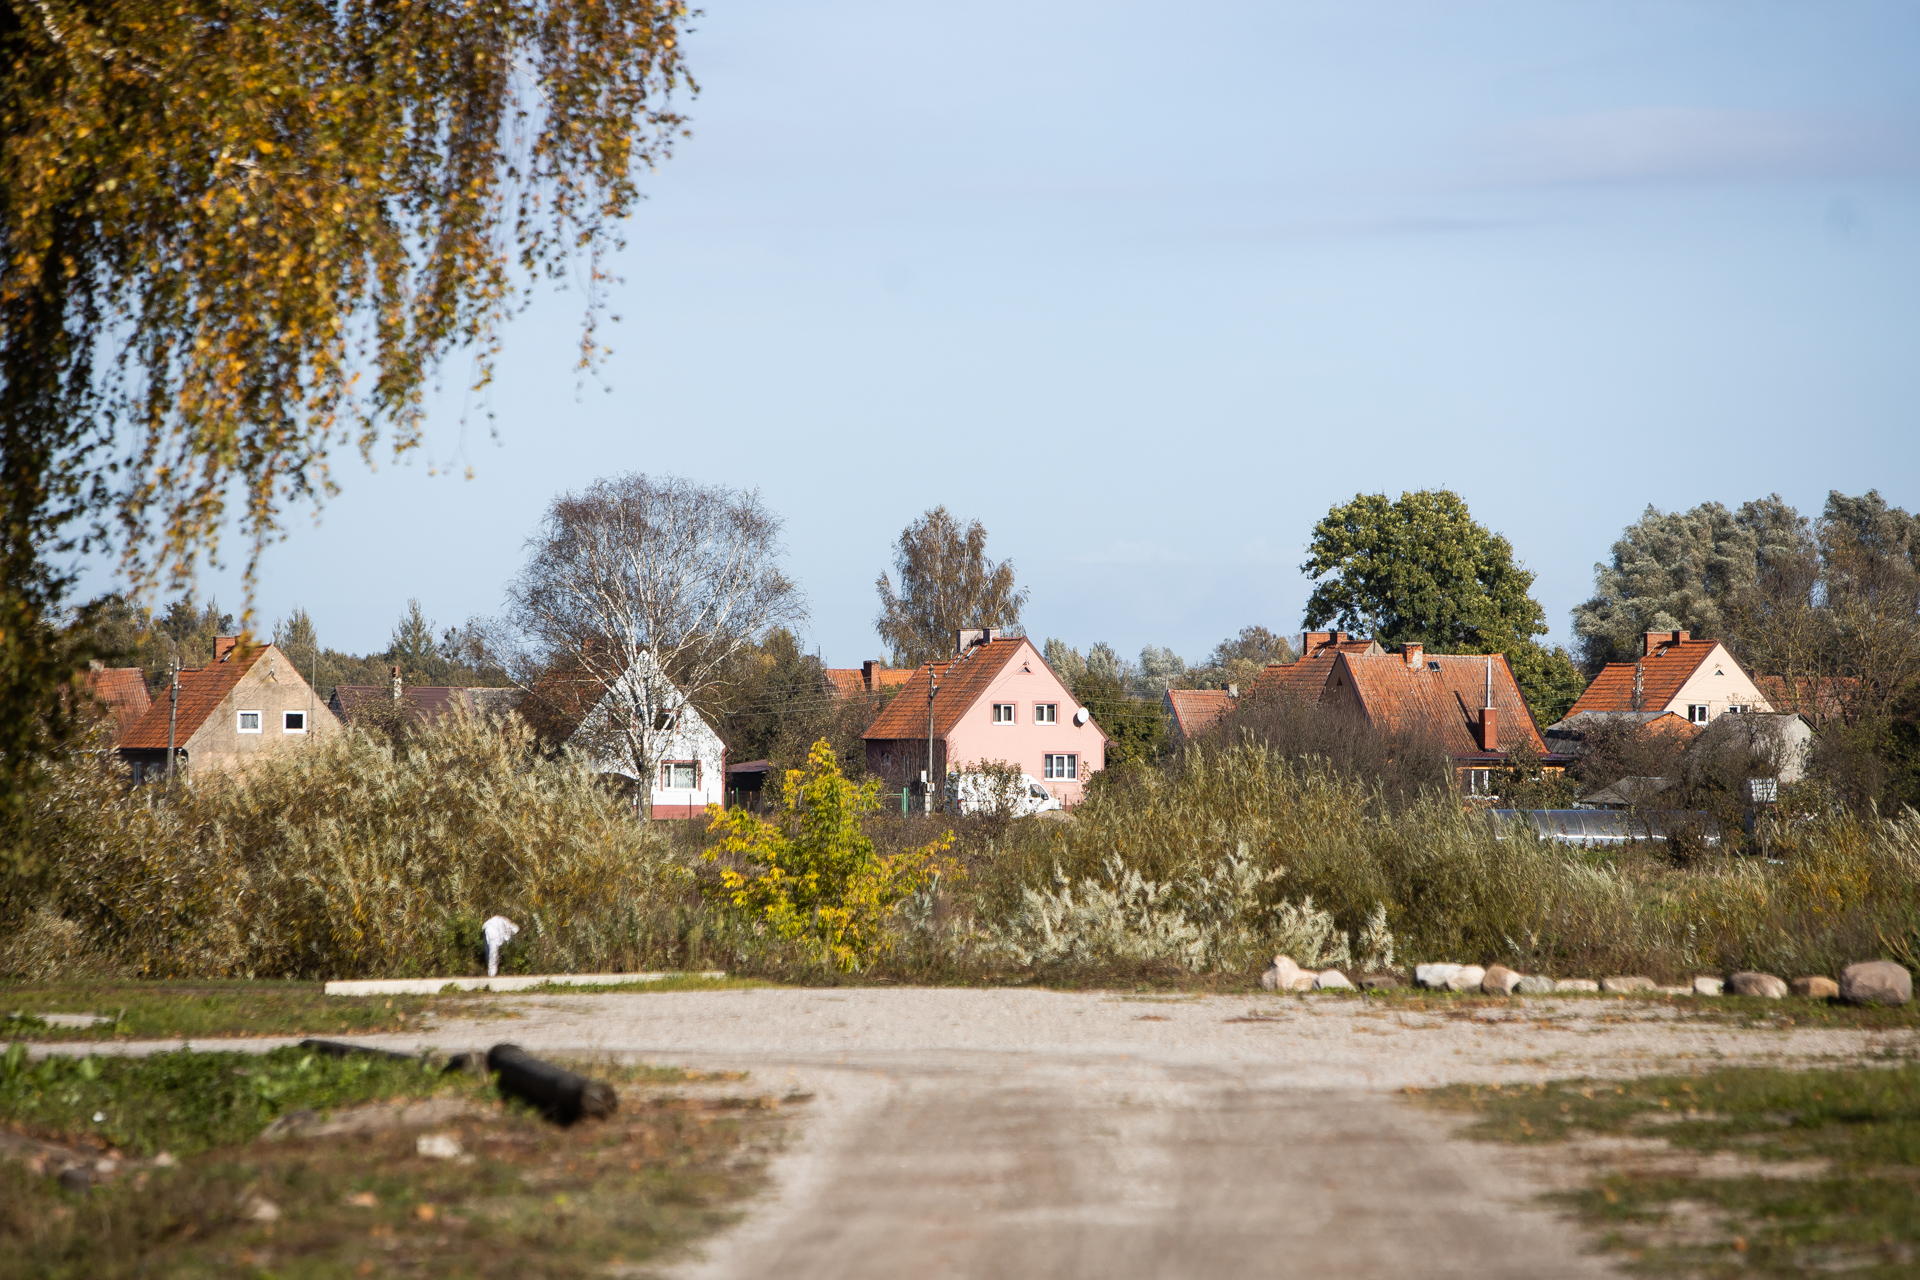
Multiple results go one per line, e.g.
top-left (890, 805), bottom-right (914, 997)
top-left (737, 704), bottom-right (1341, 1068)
top-left (183, 646), bottom-right (341, 773)
top-left (941, 641), bottom-right (1107, 805)
top-left (646, 712), bottom-right (727, 818)
top-left (1662, 644), bottom-right (1775, 723)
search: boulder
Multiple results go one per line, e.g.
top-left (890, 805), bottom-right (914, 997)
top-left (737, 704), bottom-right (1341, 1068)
top-left (1839, 960), bottom-right (1913, 1007)
top-left (1261, 955), bottom-right (1303, 992)
top-left (1358, 974), bottom-right (1404, 991)
top-left (1691, 976), bottom-right (1724, 996)
top-left (1414, 963), bottom-right (1463, 990)
top-left (1445, 965), bottom-right (1487, 992)
top-left (1554, 979), bottom-right (1600, 992)
top-left (1481, 965), bottom-right (1524, 995)
top-left (1727, 971), bottom-right (1789, 999)
top-left (1514, 975), bottom-right (1557, 995)
top-left (1790, 976), bottom-right (1839, 999)
top-left (1599, 975), bottom-right (1656, 993)
top-left (1314, 970), bottom-right (1355, 991)
top-left (1287, 971), bottom-right (1318, 992)
top-left (1259, 967), bottom-right (1280, 991)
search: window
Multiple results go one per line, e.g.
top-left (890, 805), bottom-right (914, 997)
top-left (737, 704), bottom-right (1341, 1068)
top-left (1467, 768), bottom-right (1491, 797)
top-left (1034, 703), bottom-right (1057, 724)
top-left (661, 761), bottom-right (699, 790)
top-left (237, 710), bottom-right (262, 733)
top-left (283, 711), bottom-right (307, 734)
top-left (1725, 704), bottom-right (1746, 715)
top-left (1687, 704), bottom-right (1709, 724)
top-left (1044, 753), bottom-right (1078, 780)
top-left (992, 703), bottom-right (1016, 724)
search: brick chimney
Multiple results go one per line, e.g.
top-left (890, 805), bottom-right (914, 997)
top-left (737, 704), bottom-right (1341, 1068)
top-left (1300, 631), bottom-right (1333, 655)
top-left (1644, 629), bottom-right (1689, 657)
top-left (213, 635), bottom-right (238, 662)
top-left (862, 659), bottom-right (885, 692)
top-left (1478, 656), bottom-right (1499, 752)
top-left (1403, 642), bottom-right (1423, 669)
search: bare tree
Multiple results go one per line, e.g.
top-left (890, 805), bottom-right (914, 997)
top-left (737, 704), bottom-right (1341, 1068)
top-left (874, 506), bottom-right (1028, 668)
top-left (506, 474), bottom-right (805, 790)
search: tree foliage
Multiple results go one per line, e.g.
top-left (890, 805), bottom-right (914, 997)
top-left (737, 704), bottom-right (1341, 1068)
top-left (1572, 495), bottom-right (1809, 673)
top-left (874, 507), bottom-right (1027, 669)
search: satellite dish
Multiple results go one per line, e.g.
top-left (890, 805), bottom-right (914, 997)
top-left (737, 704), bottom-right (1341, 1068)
top-left (1073, 707), bottom-right (1091, 726)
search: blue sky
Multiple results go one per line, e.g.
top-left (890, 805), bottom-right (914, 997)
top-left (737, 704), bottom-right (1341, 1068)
top-left (156, 1), bottom-right (1920, 665)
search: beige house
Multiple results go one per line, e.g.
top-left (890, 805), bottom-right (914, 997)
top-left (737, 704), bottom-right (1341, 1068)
top-left (119, 637), bottom-right (341, 780)
top-left (1562, 630), bottom-right (1774, 727)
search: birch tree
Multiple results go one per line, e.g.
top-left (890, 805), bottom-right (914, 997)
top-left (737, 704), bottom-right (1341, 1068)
top-left (507, 474), bottom-right (805, 790)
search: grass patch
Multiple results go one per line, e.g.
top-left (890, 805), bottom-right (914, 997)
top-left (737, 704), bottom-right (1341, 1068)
top-left (1421, 1063), bottom-right (1920, 1276)
top-left (1, 1046), bottom-right (786, 1278)
top-left (0, 980), bottom-right (497, 1043)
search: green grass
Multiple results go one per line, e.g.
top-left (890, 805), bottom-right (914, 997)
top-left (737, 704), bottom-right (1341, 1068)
top-left (1423, 1064), bottom-right (1920, 1277)
top-left (0, 980), bottom-right (468, 1042)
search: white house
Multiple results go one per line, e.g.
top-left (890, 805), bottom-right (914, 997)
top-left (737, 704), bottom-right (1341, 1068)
top-left (533, 651), bottom-right (727, 818)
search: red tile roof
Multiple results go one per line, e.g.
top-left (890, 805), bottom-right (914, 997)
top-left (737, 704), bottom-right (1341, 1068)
top-left (84, 667), bottom-right (151, 744)
top-left (119, 644), bottom-right (266, 749)
top-left (1164, 689), bottom-right (1237, 738)
top-left (1564, 637), bottom-right (1725, 717)
top-left (863, 638), bottom-right (1031, 741)
top-left (825, 665), bottom-right (913, 698)
top-left (1248, 636), bottom-right (1381, 704)
top-left (824, 668), bottom-right (866, 698)
top-left (1331, 651), bottom-right (1546, 760)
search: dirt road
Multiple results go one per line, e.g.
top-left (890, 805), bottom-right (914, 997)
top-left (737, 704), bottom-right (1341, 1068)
top-left (32, 987), bottom-right (1913, 1278)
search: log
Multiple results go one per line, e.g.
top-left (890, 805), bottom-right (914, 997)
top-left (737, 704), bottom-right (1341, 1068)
top-left (298, 1038), bottom-right (418, 1062)
top-left (486, 1043), bottom-right (618, 1124)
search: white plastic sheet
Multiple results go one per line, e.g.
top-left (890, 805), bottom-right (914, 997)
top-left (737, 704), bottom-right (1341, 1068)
top-left (482, 915), bottom-right (520, 977)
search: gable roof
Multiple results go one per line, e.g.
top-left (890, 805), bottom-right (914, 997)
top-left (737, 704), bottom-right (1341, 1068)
top-left (119, 644), bottom-right (267, 749)
top-left (1332, 650), bottom-right (1547, 760)
top-left (84, 667), bottom-right (152, 743)
top-left (863, 637), bottom-right (1045, 741)
top-left (1248, 635), bottom-right (1382, 704)
top-left (1164, 689), bottom-right (1237, 738)
top-left (824, 668), bottom-right (865, 698)
top-left (1564, 637), bottom-right (1729, 717)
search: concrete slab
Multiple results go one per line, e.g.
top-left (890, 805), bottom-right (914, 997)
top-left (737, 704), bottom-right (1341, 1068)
top-left (321, 971), bottom-right (727, 996)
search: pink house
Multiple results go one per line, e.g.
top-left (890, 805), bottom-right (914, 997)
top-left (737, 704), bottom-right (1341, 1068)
top-left (863, 629), bottom-right (1109, 806)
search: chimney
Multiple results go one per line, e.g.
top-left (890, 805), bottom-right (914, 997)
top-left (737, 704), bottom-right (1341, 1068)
top-left (391, 664), bottom-right (402, 703)
top-left (955, 627), bottom-right (1003, 655)
top-left (1403, 642), bottom-right (1423, 670)
top-left (862, 659), bottom-right (883, 692)
top-left (1300, 631), bottom-right (1332, 656)
top-left (1478, 656), bottom-right (1500, 752)
top-left (214, 635), bottom-right (239, 663)
top-left (1226, 683), bottom-right (1239, 698)
top-left (1644, 629), bottom-right (1689, 657)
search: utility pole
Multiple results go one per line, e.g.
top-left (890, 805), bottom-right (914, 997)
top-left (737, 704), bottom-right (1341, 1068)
top-left (925, 665), bottom-right (939, 816)
top-left (165, 661), bottom-right (180, 784)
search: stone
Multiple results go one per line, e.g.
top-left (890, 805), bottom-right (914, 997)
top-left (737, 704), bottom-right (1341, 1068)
top-left (244, 1196), bottom-right (282, 1222)
top-left (1286, 971), bottom-right (1317, 993)
top-left (1839, 960), bottom-right (1913, 1007)
top-left (1514, 975), bottom-right (1557, 995)
top-left (1259, 967), bottom-right (1280, 992)
top-left (1599, 975), bottom-right (1656, 993)
top-left (1727, 971), bottom-right (1789, 999)
top-left (1313, 970), bottom-right (1354, 991)
top-left (1414, 963), bottom-right (1462, 990)
top-left (1790, 976), bottom-right (1839, 999)
top-left (1445, 965), bottom-right (1487, 992)
top-left (1357, 974), bottom-right (1403, 991)
top-left (1692, 976), bottom-right (1724, 996)
top-left (1262, 955), bottom-right (1305, 992)
top-left (1554, 979), bottom-right (1600, 992)
top-left (416, 1133), bottom-right (463, 1159)
top-left (1480, 965), bottom-right (1523, 995)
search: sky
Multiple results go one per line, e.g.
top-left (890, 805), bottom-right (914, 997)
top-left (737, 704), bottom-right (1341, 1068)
top-left (123, 0), bottom-right (1920, 666)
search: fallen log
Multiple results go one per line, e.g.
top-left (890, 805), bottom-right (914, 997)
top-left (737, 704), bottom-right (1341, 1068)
top-left (486, 1043), bottom-right (618, 1124)
top-left (297, 1038), bottom-right (419, 1062)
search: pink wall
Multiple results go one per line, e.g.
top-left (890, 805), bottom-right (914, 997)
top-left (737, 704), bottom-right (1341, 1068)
top-left (943, 639), bottom-right (1108, 805)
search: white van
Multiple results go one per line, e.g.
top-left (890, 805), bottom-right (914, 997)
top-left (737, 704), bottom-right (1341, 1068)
top-left (948, 770), bottom-right (1064, 818)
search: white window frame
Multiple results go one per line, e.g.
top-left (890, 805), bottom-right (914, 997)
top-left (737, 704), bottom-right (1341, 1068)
top-left (660, 760), bottom-right (701, 791)
top-left (1034, 703), bottom-right (1058, 724)
top-left (282, 710), bottom-right (308, 735)
top-left (1467, 768), bottom-right (1492, 797)
top-left (237, 710), bottom-right (263, 734)
top-left (992, 703), bottom-right (1016, 725)
top-left (1044, 753), bottom-right (1078, 780)
top-left (1687, 704), bottom-right (1709, 724)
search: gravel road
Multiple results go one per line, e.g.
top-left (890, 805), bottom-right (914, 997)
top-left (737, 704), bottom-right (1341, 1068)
top-left (27, 987), bottom-right (1916, 1278)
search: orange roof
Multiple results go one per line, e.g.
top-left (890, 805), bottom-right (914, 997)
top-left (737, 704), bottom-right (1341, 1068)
top-left (863, 638), bottom-right (1031, 741)
top-left (119, 645), bottom-right (266, 749)
top-left (1754, 674), bottom-right (1855, 724)
top-left (1564, 637), bottom-right (1724, 717)
top-left (1165, 689), bottom-right (1237, 738)
top-left (825, 665), bottom-right (913, 698)
top-left (84, 667), bottom-right (151, 744)
top-left (824, 669), bottom-right (865, 698)
top-left (1331, 650), bottom-right (1546, 759)
top-left (1248, 635), bottom-right (1380, 704)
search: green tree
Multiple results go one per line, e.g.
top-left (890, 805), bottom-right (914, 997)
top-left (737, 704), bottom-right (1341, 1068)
top-left (874, 507), bottom-right (1028, 669)
top-left (1, 0), bottom-right (694, 869)
top-left (387, 599), bottom-right (450, 686)
top-left (1191, 625), bottom-right (1295, 690)
top-left (1572, 496), bottom-right (1810, 673)
top-left (1301, 489), bottom-right (1581, 726)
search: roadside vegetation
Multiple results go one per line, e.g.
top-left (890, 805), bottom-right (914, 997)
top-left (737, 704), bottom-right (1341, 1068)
top-left (1423, 1063), bottom-right (1920, 1277)
top-left (0, 1044), bottom-right (779, 1279)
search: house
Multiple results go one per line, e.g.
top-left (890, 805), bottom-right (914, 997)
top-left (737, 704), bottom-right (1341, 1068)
top-left (1318, 644), bottom-right (1558, 796)
top-left (863, 628), bottom-right (1109, 807)
top-left (1164, 688), bottom-right (1238, 742)
top-left (83, 664), bottom-right (152, 745)
top-left (117, 637), bottom-right (340, 780)
top-left (1247, 631), bottom-right (1385, 704)
top-left (1563, 630), bottom-right (1773, 726)
top-left (524, 651), bottom-right (726, 819)
top-left (329, 670), bottom-right (525, 727)
top-left (824, 660), bottom-right (914, 699)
